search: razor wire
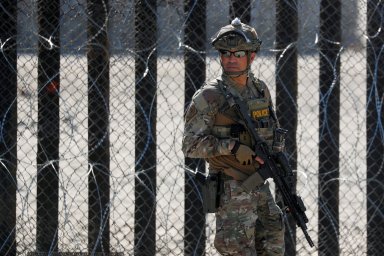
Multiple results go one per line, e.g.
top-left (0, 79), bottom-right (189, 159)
top-left (0, 0), bottom-right (383, 255)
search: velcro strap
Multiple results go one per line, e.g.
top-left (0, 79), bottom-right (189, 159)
top-left (211, 126), bottom-right (232, 138)
top-left (211, 124), bottom-right (247, 138)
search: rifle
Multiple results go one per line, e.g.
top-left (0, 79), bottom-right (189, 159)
top-left (227, 94), bottom-right (315, 248)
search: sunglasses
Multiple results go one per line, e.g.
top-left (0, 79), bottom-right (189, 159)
top-left (219, 50), bottom-right (247, 58)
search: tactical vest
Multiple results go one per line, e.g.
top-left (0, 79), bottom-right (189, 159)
top-left (211, 77), bottom-right (277, 151)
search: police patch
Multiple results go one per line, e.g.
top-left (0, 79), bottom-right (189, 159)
top-left (248, 99), bottom-right (270, 120)
top-left (252, 108), bottom-right (269, 119)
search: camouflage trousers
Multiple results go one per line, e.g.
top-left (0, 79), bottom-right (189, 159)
top-left (214, 180), bottom-right (285, 256)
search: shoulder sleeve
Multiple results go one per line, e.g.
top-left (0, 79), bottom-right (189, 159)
top-left (182, 83), bottom-right (233, 158)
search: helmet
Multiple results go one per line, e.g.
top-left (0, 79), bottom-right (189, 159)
top-left (211, 18), bottom-right (262, 53)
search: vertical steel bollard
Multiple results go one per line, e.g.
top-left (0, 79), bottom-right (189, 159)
top-left (184, 0), bottom-right (207, 254)
top-left (366, 1), bottom-right (384, 255)
top-left (275, 0), bottom-right (299, 254)
top-left (0, 1), bottom-right (17, 255)
top-left (87, 0), bottom-right (111, 254)
top-left (36, 0), bottom-right (60, 253)
top-left (134, 0), bottom-right (157, 255)
top-left (318, 1), bottom-right (341, 255)
top-left (230, 0), bottom-right (251, 23)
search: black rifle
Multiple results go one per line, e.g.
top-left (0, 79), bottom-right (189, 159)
top-left (227, 94), bottom-right (315, 247)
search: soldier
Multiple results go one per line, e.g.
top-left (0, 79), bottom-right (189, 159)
top-left (182, 18), bottom-right (285, 255)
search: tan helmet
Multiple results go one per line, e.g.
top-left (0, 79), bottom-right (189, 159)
top-left (211, 18), bottom-right (262, 53)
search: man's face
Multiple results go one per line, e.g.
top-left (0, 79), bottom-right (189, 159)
top-left (219, 50), bottom-right (255, 73)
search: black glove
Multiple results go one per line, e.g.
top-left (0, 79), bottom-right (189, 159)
top-left (231, 141), bottom-right (254, 165)
top-left (258, 164), bottom-right (272, 180)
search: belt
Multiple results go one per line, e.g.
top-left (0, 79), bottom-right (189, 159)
top-left (220, 173), bottom-right (235, 181)
top-left (210, 168), bottom-right (249, 181)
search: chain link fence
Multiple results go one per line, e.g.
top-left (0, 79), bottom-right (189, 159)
top-left (0, 0), bottom-right (383, 255)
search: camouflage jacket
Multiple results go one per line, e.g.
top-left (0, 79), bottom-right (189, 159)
top-left (182, 73), bottom-right (279, 176)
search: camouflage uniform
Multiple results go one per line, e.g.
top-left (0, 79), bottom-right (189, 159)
top-left (182, 18), bottom-right (285, 256)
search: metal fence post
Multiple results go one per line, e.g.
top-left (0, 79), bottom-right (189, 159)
top-left (36, 0), bottom-right (60, 253)
top-left (230, 0), bottom-right (251, 23)
top-left (318, 0), bottom-right (341, 255)
top-left (366, 1), bottom-right (384, 255)
top-left (134, 0), bottom-right (157, 255)
top-left (184, 1), bottom-right (207, 254)
top-left (275, 0), bottom-right (298, 254)
top-left (0, 1), bottom-right (17, 255)
top-left (87, 0), bottom-right (110, 254)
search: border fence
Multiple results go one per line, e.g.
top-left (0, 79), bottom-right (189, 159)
top-left (0, 0), bottom-right (383, 255)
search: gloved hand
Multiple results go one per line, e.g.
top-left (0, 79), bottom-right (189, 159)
top-left (231, 141), bottom-right (255, 165)
top-left (258, 165), bottom-right (272, 180)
